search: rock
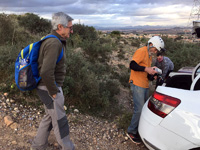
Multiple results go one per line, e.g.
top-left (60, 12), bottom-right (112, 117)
top-left (11, 140), bottom-right (17, 145)
top-left (3, 93), bottom-right (8, 97)
top-left (112, 124), bottom-right (117, 129)
top-left (6, 99), bottom-right (10, 103)
top-left (2, 102), bottom-right (6, 106)
top-left (14, 107), bottom-right (19, 111)
top-left (10, 99), bottom-right (15, 103)
top-left (54, 142), bottom-right (59, 147)
top-left (10, 122), bottom-right (19, 130)
top-left (4, 115), bottom-right (14, 126)
top-left (125, 136), bottom-right (128, 140)
top-left (74, 109), bottom-right (79, 113)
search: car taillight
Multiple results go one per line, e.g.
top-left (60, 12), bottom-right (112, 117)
top-left (148, 92), bottom-right (181, 118)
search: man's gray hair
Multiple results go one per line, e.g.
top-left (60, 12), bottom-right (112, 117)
top-left (52, 12), bottom-right (73, 30)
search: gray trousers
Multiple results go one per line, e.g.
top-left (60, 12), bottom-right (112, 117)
top-left (31, 86), bottom-right (74, 150)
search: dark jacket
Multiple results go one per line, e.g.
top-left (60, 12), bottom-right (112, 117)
top-left (37, 30), bottom-right (66, 95)
top-left (155, 56), bottom-right (174, 79)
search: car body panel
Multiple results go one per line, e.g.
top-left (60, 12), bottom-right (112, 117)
top-left (157, 86), bottom-right (200, 145)
top-left (139, 102), bottom-right (197, 150)
top-left (139, 85), bottom-right (200, 150)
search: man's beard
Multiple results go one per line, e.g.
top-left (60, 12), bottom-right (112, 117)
top-left (149, 52), bottom-right (157, 57)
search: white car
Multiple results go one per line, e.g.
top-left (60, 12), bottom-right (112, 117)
top-left (138, 63), bottom-right (200, 150)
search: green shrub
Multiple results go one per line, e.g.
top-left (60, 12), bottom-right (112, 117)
top-left (117, 49), bottom-right (125, 60)
top-left (72, 24), bottom-right (98, 41)
top-left (131, 39), bottom-right (140, 48)
top-left (81, 40), bottom-right (113, 63)
top-left (140, 37), bottom-right (148, 44)
top-left (110, 31), bottom-right (121, 37)
top-left (18, 13), bottom-right (51, 34)
top-left (0, 14), bottom-right (15, 45)
top-left (115, 64), bottom-right (130, 88)
top-left (162, 36), bottom-right (200, 71)
top-left (63, 50), bottom-right (120, 114)
top-left (99, 37), bottom-right (112, 44)
top-left (115, 112), bottom-right (132, 130)
top-left (121, 39), bottom-right (128, 44)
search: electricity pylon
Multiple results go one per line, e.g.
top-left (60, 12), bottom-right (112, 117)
top-left (188, 0), bottom-right (200, 27)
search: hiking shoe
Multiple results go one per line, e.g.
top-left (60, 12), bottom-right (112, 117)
top-left (126, 132), bottom-right (142, 144)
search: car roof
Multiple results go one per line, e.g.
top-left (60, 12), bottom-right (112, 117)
top-left (178, 67), bottom-right (194, 73)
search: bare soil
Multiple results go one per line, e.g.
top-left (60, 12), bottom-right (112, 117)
top-left (0, 91), bottom-right (148, 150)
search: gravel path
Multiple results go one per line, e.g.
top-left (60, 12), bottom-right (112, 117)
top-left (0, 93), bottom-right (148, 150)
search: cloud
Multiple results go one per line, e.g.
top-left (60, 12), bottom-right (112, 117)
top-left (0, 0), bottom-right (76, 7)
top-left (0, 0), bottom-right (195, 27)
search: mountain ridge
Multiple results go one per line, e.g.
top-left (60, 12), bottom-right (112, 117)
top-left (94, 25), bottom-right (190, 31)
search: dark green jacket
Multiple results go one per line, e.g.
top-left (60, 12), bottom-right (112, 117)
top-left (38, 30), bottom-right (66, 96)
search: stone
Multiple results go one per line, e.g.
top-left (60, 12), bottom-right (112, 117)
top-left (4, 115), bottom-right (14, 126)
top-left (3, 93), bottom-right (8, 97)
top-left (125, 136), bottom-right (128, 140)
top-left (74, 109), bottom-right (79, 113)
top-left (10, 122), bottom-right (19, 130)
top-left (11, 141), bottom-right (17, 145)
top-left (10, 99), bottom-right (15, 103)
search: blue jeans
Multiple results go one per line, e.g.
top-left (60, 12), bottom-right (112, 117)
top-left (127, 83), bottom-right (149, 134)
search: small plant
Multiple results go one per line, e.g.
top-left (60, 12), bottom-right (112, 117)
top-left (110, 30), bottom-right (121, 37)
top-left (115, 112), bottom-right (132, 130)
top-left (117, 49), bottom-right (125, 60)
top-left (131, 40), bottom-right (140, 48)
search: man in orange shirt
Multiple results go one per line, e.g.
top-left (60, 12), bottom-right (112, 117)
top-left (126, 36), bottom-right (165, 144)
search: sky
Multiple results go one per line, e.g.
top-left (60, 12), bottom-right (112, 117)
top-left (0, 0), bottom-right (198, 27)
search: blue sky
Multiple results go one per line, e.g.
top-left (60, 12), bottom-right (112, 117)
top-left (0, 0), bottom-right (197, 27)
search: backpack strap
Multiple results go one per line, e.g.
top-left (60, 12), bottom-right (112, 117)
top-left (41, 35), bottom-right (59, 40)
top-left (42, 35), bottom-right (64, 64)
top-left (56, 48), bottom-right (64, 63)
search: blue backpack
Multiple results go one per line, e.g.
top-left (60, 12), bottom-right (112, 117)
top-left (15, 35), bottom-right (63, 91)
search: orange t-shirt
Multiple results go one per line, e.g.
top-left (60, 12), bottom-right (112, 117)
top-left (129, 46), bottom-right (152, 88)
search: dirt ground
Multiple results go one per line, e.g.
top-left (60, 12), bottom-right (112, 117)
top-left (0, 91), bottom-right (149, 150)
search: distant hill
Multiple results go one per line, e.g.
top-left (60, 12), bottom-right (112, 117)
top-left (94, 25), bottom-right (189, 30)
top-left (94, 25), bottom-right (192, 34)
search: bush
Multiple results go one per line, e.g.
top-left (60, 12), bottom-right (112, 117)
top-left (81, 40), bottom-right (113, 63)
top-left (115, 112), bottom-right (132, 130)
top-left (131, 39), bottom-right (140, 48)
top-left (117, 49), bottom-right (125, 60)
top-left (0, 14), bottom-right (15, 45)
top-left (99, 37), bottom-right (112, 44)
top-left (63, 50), bottom-right (120, 114)
top-left (111, 64), bottom-right (130, 88)
top-left (72, 24), bottom-right (98, 41)
top-left (18, 13), bottom-right (51, 34)
top-left (118, 64), bottom-right (130, 88)
top-left (162, 36), bottom-right (200, 71)
top-left (110, 31), bottom-right (121, 37)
